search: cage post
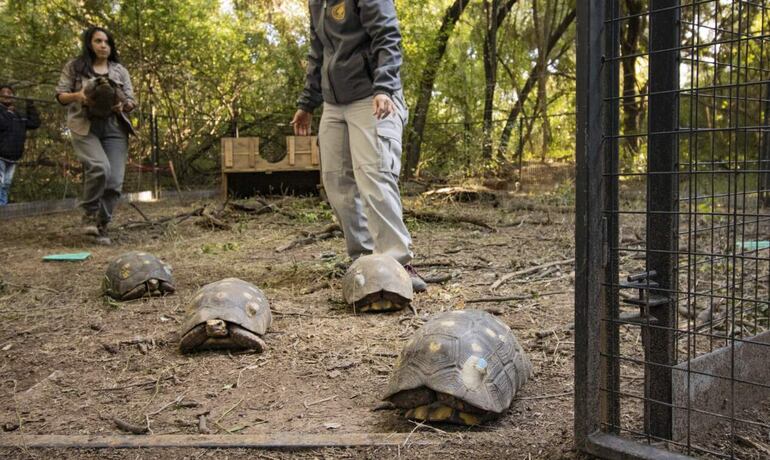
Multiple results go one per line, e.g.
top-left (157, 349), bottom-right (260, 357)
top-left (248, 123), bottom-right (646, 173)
top-left (575, 0), bottom-right (612, 450)
top-left (760, 81), bottom-right (770, 207)
top-left (644, 0), bottom-right (679, 441)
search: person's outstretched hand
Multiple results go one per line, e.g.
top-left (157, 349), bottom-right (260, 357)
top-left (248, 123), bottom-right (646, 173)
top-left (291, 110), bottom-right (312, 136)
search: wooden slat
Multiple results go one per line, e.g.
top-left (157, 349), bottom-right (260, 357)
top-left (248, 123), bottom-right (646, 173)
top-left (0, 433), bottom-right (433, 449)
top-left (288, 136), bottom-right (296, 166)
top-left (311, 136), bottom-right (320, 165)
top-left (248, 138), bottom-right (257, 168)
top-left (223, 138), bottom-right (234, 169)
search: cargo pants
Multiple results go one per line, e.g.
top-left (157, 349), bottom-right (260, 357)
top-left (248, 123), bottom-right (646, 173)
top-left (71, 115), bottom-right (128, 226)
top-left (319, 92), bottom-right (413, 265)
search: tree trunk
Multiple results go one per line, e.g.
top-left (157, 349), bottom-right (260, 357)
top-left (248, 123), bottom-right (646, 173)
top-left (497, 8), bottom-right (576, 159)
top-left (621, 0), bottom-right (644, 153)
top-left (404, 0), bottom-right (470, 179)
top-left (482, 0), bottom-right (518, 162)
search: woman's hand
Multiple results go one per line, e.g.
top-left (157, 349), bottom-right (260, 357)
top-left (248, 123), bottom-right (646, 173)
top-left (373, 94), bottom-right (395, 120)
top-left (291, 110), bottom-right (312, 136)
top-left (78, 88), bottom-right (88, 105)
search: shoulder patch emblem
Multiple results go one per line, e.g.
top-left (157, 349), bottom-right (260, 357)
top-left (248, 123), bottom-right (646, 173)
top-left (331, 2), bottom-right (346, 22)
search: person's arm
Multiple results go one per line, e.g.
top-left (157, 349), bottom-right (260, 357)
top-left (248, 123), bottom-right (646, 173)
top-left (359, 0), bottom-right (403, 99)
top-left (24, 101), bottom-right (41, 129)
top-left (296, 6), bottom-right (324, 115)
top-left (55, 60), bottom-right (86, 106)
top-left (118, 65), bottom-right (136, 113)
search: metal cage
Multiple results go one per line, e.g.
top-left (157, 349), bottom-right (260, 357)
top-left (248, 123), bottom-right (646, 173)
top-left (576, 0), bottom-right (770, 458)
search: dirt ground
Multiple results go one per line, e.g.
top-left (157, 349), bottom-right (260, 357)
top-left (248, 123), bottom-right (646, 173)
top-left (0, 179), bottom-right (579, 459)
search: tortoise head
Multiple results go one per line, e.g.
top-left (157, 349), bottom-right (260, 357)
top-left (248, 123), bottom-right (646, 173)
top-left (205, 319), bottom-right (228, 338)
top-left (147, 278), bottom-right (159, 292)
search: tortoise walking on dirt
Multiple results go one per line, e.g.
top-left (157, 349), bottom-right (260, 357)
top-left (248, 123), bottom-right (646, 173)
top-left (342, 254), bottom-right (413, 312)
top-left (383, 309), bottom-right (532, 425)
top-left (179, 278), bottom-right (271, 353)
top-left (103, 252), bottom-right (175, 301)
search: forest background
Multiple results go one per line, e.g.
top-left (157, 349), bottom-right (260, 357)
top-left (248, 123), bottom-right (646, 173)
top-left (0, 0), bottom-right (584, 201)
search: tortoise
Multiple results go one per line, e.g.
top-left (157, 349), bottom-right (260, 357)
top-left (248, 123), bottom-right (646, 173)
top-left (83, 76), bottom-right (125, 118)
top-left (103, 251), bottom-right (175, 301)
top-left (179, 278), bottom-right (272, 353)
top-left (383, 309), bottom-right (532, 425)
top-left (342, 254), bottom-right (413, 312)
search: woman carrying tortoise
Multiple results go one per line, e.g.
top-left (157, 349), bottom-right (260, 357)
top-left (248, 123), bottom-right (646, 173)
top-left (56, 26), bottom-right (136, 245)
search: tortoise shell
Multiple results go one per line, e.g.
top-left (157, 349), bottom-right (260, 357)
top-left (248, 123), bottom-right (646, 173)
top-left (104, 251), bottom-right (175, 300)
top-left (342, 254), bottom-right (413, 309)
top-left (180, 278), bottom-right (272, 341)
top-left (83, 76), bottom-right (124, 118)
top-left (383, 309), bottom-right (532, 419)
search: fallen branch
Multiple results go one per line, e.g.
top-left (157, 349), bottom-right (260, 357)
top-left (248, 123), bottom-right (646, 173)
top-left (404, 209), bottom-right (496, 232)
top-left (423, 274), bottom-right (453, 284)
top-left (515, 391), bottom-right (573, 401)
top-left (466, 290), bottom-right (570, 304)
top-left (199, 207), bottom-right (232, 231)
top-left (276, 224), bottom-right (341, 252)
top-left (120, 207), bottom-right (204, 230)
top-left (303, 395), bottom-right (337, 409)
top-left (94, 376), bottom-right (176, 392)
top-left (198, 414), bottom-right (211, 434)
top-left (113, 416), bottom-right (148, 434)
top-left (490, 258), bottom-right (575, 291)
top-left (128, 202), bottom-right (151, 222)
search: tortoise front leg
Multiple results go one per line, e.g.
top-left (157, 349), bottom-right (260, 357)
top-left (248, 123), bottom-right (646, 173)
top-left (120, 284), bottom-right (147, 301)
top-left (229, 325), bottom-right (266, 353)
top-left (158, 281), bottom-right (176, 295)
top-left (179, 324), bottom-right (208, 353)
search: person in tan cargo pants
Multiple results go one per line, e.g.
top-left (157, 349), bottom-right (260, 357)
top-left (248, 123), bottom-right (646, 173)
top-left (292, 0), bottom-right (426, 292)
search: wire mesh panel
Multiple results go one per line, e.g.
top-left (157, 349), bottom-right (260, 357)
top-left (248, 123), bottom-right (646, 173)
top-left (576, 0), bottom-right (770, 458)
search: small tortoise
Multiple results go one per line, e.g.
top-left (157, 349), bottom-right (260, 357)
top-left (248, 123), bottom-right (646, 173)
top-left (383, 309), bottom-right (532, 425)
top-left (83, 76), bottom-right (125, 118)
top-left (342, 254), bottom-right (413, 312)
top-left (179, 278), bottom-right (271, 353)
top-left (103, 251), bottom-right (175, 301)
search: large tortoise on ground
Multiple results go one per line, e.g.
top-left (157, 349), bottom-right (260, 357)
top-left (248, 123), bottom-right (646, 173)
top-left (179, 278), bottom-right (271, 353)
top-left (103, 251), bottom-right (175, 301)
top-left (342, 254), bottom-right (413, 312)
top-left (383, 309), bottom-right (532, 425)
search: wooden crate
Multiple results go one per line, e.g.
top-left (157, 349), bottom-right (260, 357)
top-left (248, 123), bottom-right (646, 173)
top-left (221, 136), bottom-right (319, 172)
top-left (221, 136), bottom-right (321, 197)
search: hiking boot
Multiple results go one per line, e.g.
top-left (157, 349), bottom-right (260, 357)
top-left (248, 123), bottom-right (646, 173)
top-left (404, 264), bottom-right (428, 293)
top-left (95, 224), bottom-right (112, 246)
top-left (81, 214), bottom-right (100, 237)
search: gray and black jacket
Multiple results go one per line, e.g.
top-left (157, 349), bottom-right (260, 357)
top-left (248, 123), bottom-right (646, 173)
top-left (0, 102), bottom-right (40, 163)
top-left (297, 0), bottom-right (403, 112)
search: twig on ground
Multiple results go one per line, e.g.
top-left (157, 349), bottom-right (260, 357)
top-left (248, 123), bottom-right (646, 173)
top-left (303, 395), bottom-right (337, 409)
top-left (276, 224), bottom-right (342, 252)
top-left (490, 258), bottom-right (575, 291)
top-left (198, 414), bottom-right (211, 434)
top-left (216, 398), bottom-right (244, 424)
top-left (128, 202), bottom-right (151, 222)
top-left (112, 416), bottom-right (148, 434)
top-left (3, 282), bottom-right (60, 295)
top-left (466, 291), bottom-right (569, 304)
top-left (404, 209), bottom-right (496, 232)
top-left (515, 391), bottom-right (574, 401)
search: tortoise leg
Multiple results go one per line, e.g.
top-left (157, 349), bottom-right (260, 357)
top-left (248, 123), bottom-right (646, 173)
top-left (229, 325), bottom-right (266, 352)
top-left (120, 284), bottom-right (147, 301)
top-left (146, 279), bottom-right (160, 295)
top-left (179, 324), bottom-right (208, 353)
top-left (159, 281), bottom-right (176, 295)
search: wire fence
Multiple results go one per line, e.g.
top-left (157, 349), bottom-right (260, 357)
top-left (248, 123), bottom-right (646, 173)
top-left (577, 0), bottom-right (770, 458)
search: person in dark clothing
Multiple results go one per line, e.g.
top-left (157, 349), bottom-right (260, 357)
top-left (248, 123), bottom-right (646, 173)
top-left (292, 0), bottom-right (427, 293)
top-left (0, 84), bottom-right (41, 205)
